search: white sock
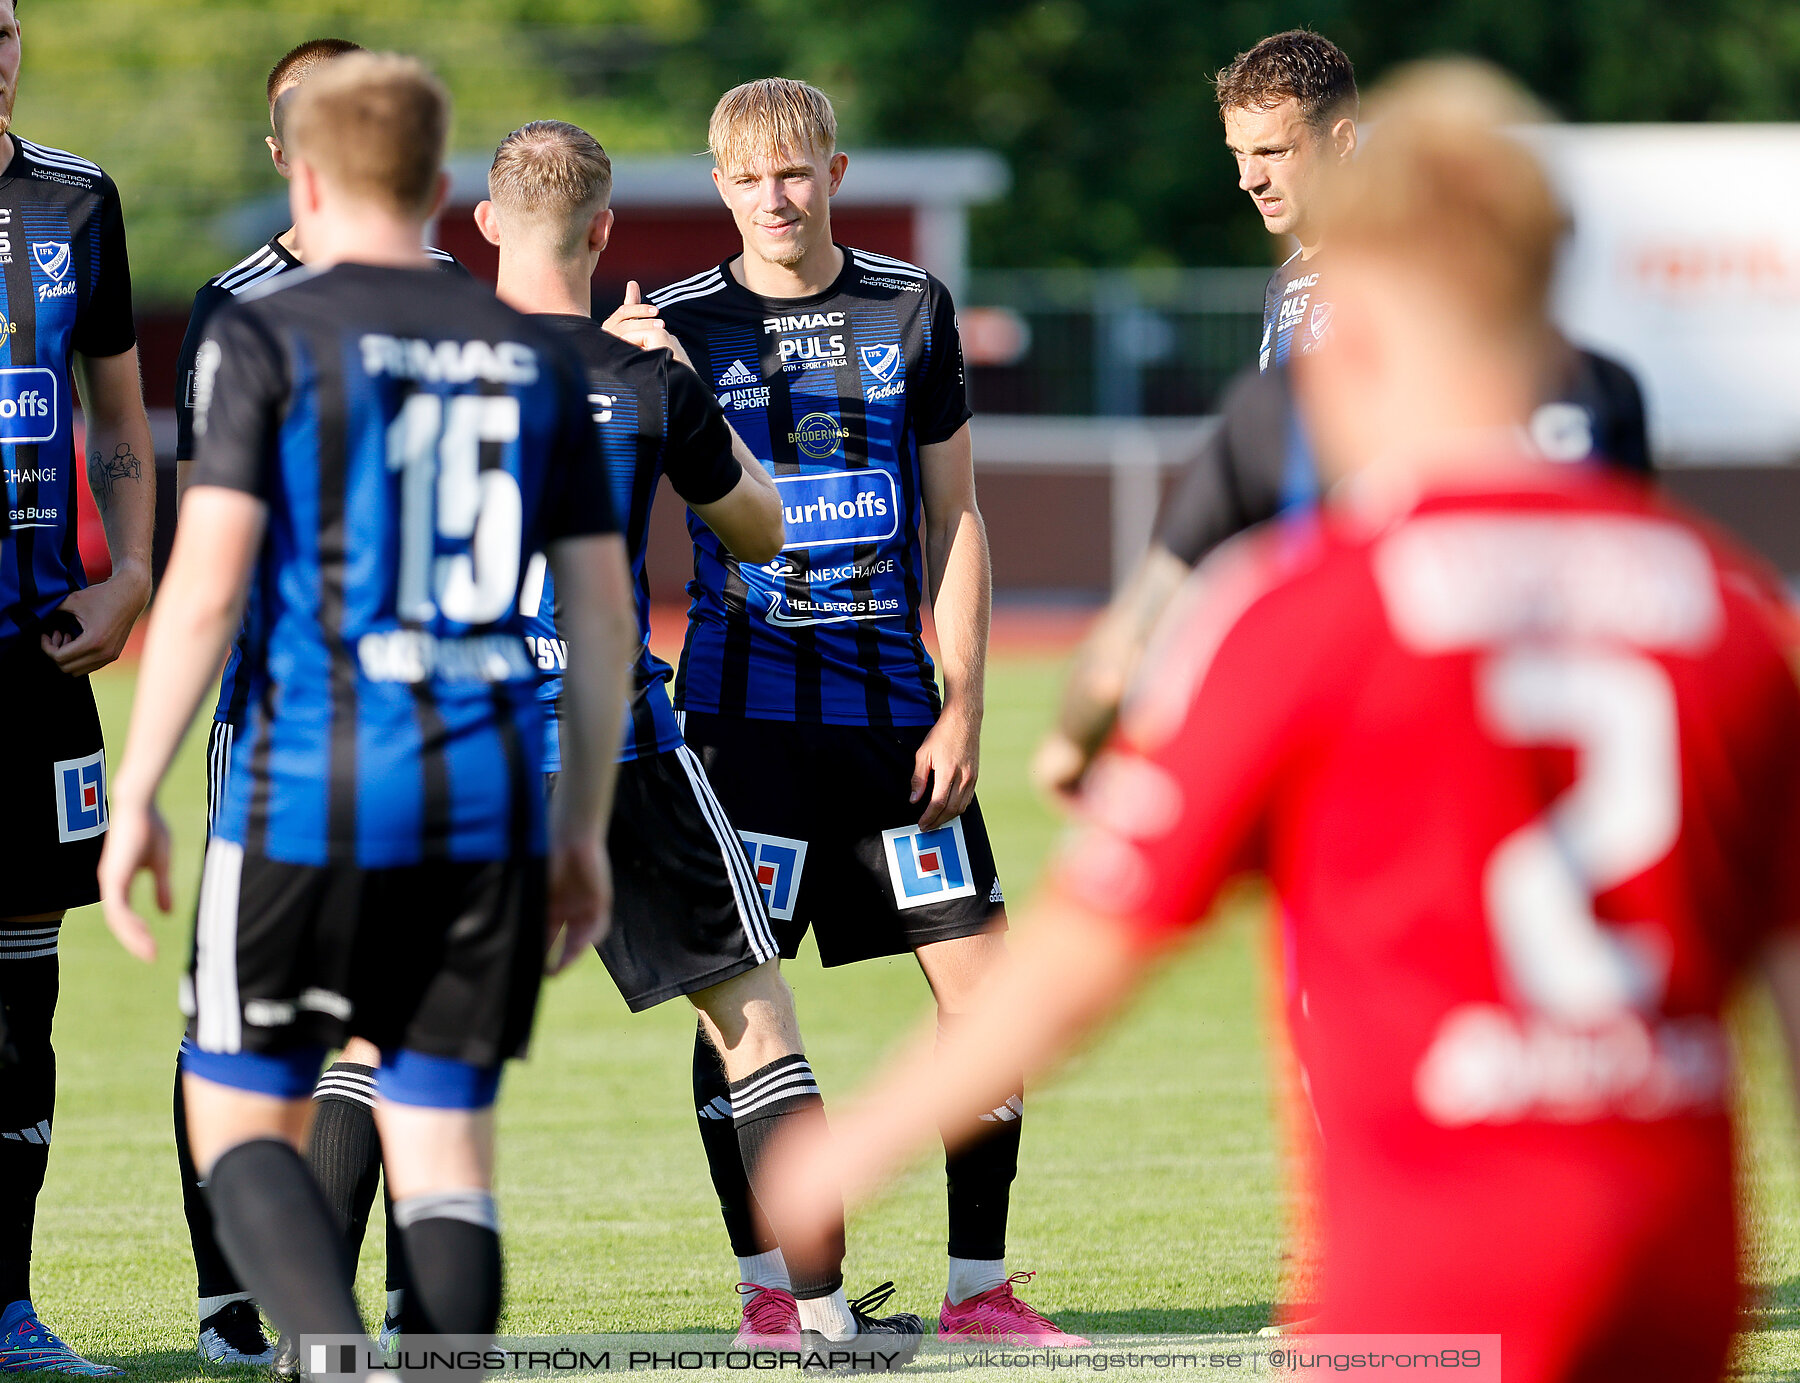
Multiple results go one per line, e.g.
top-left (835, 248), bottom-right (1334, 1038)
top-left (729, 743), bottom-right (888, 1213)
top-left (947, 1257), bottom-right (1008, 1305)
top-left (197, 1291), bottom-right (252, 1323)
top-left (386, 1289), bottom-right (404, 1322)
top-left (796, 1288), bottom-right (855, 1341)
top-left (737, 1249), bottom-right (791, 1292)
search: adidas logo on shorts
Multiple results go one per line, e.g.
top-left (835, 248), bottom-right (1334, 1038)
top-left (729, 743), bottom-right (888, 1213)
top-left (989, 879), bottom-right (1004, 905)
top-left (717, 358), bottom-right (760, 387)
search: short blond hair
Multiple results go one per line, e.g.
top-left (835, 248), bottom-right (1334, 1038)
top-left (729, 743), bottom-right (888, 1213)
top-left (708, 78), bottom-right (837, 175)
top-left (488, 121), bottom-right (613, 255)
top-left (284, 52), bottom-right (449, 217)
top-left (1321, 60), bottom-right (1563, 336)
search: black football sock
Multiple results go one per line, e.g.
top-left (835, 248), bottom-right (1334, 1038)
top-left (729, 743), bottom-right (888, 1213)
top-left (393, 1190), bottom-right (501, 1344)
top-left (307, 1062), bottom-right (383, 1258)
top-left (729, 1053), bottom-right (844, 1300)
top-left (174, 1049), bottom-right (246, 1306)
top-left (940, 1016), bottom-right (1023, 1268)
top-left (383, 1184), bottom-right (407, 1324)
top-left (0, 928), bottom-right (58, 1307)
top-left (204, 1138), bottom-right (365, 1340)
top-left (693, 1024), bottom-right (775, 1258)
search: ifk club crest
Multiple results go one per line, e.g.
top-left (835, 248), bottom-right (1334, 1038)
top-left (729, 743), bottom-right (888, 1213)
top-left (31, 240), bottom-right (70, 282)
top-left (859, 343), bottom-right (902, 383)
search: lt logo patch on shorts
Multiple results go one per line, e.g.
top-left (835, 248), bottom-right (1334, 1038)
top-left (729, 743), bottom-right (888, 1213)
top-left (740, 832), bottom-right (808, 922)
top-left (52, 750), bottom-right (108, 842)
top-left (882, 818), bottom-right (977, 910)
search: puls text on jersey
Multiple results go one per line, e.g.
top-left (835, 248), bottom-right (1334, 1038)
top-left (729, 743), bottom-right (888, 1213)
top-left (765, 311), bottom-right (849, 368)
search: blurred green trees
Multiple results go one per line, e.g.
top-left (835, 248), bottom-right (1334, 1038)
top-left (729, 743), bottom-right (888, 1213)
top-left (18, 0), bottom-right (1800, 300)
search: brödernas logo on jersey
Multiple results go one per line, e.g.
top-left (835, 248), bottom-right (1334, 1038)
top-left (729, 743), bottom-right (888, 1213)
top-left (788, 412), bottom-right (849, 460)
top-left (0, 368), bottom-right (58, 444)
top-left (771, 469), bottom-right (899, 550)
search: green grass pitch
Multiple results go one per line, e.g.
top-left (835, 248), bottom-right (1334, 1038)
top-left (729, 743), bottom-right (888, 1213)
top-left (23, 656), bottom-right (1800, 1377)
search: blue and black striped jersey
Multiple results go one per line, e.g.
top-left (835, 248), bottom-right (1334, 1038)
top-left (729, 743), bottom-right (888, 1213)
top-left (188, 263), bottom-right (616, 867)
top-left (0, 137), bottom-right (138, 654)
top-left (650, 247), bottom-right (970, 726)
top-left (520, 315), bottom-right (740, 771)
top-left (173, 235), bottom-right (465, 728)
top-left (1258, 249), bottom-right (1331, 373)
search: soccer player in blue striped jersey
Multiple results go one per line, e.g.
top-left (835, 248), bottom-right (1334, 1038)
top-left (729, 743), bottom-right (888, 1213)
top-left (476, 119), bottom-right (924, 1355)
top-left (1216, 31), bottom-right (1358, 372)
top-left (607, 78), bottom-right (1083, 1345)
top-left (166, 40), bottom-right (469, 1368)
top-left (98, 54), bottom-right (634, 1360)
top-left (0, 0), bottom-right (158, 1371)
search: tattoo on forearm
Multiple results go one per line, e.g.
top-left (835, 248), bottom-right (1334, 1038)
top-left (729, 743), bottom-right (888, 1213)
top-left (89, 443), bottom-right (142, 507)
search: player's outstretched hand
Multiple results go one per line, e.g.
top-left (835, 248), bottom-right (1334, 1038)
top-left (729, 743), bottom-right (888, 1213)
top-left (912, 703), bottom-right (981, 830)
top-left (1029, 730), bottom-right (1091, 810)
top-left (42, 563), bottom-right (151, 675)
top-left (547, 836), bottom-right (612, 975)
top-left (601, 281), bottom-right (694, 368)
top-left (97, 798), bottom-right (172, 963)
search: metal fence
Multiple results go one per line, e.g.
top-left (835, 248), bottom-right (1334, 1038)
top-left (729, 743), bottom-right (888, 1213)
top-left (964, 267), bottom-right (1269, 417)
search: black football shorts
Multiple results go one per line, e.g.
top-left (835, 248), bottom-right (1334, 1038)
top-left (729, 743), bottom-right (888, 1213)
top-left (678, 713), bottom-right (1005, 967)
top-left (182, 842), bottom-right (547, 1068)
top-left (580, 745), bottom-right (780, 1011)
top-left (0, 645), bottom-right (106, 917)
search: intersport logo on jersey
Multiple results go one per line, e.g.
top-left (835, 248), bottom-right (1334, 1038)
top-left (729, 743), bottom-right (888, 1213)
top-left (772, 469), bottom-right (899, 550)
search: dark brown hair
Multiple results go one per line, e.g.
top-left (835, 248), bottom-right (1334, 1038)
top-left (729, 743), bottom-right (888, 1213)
top-left (267, 37), bottom-right (364, 135)
top-left (1215, 29), bottom-right (1358, 128)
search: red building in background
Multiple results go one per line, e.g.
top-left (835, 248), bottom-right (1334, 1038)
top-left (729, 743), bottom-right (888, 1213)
top-left (434, 148), bottom-right (1005, 306)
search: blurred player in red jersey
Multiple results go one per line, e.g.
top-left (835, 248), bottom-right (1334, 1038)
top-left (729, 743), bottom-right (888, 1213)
top-left (762, 61), bottom-right (1800, 1383)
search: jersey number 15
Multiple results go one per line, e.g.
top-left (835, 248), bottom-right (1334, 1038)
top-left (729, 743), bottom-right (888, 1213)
top-left (387, 391), bottom-right (524, 626)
